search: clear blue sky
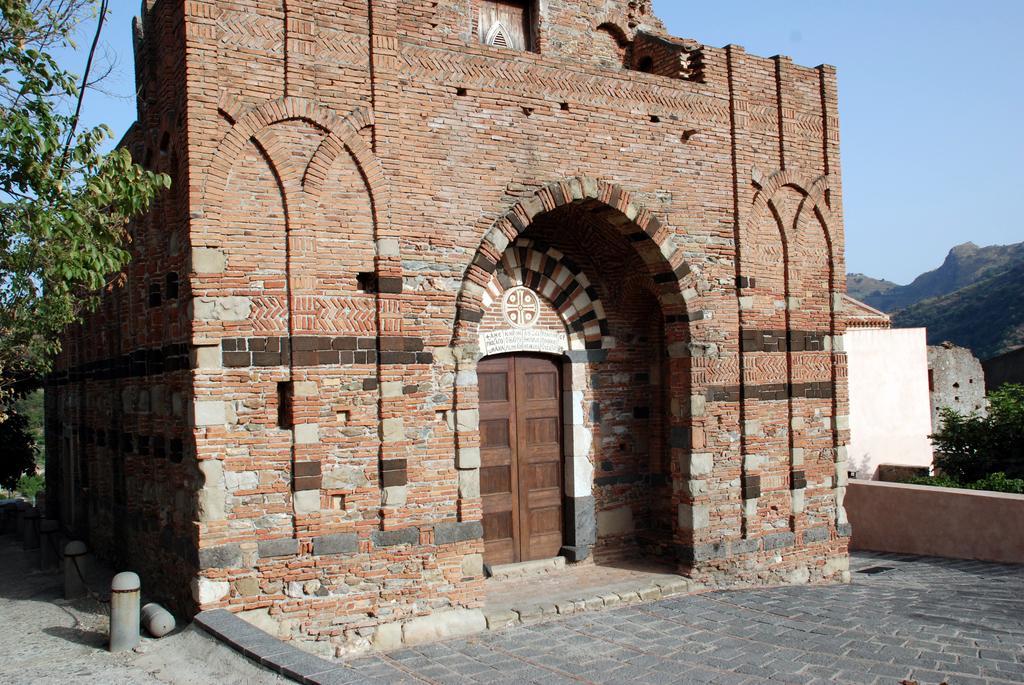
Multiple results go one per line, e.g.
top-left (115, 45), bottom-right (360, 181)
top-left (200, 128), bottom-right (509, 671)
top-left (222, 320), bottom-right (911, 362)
top-left (62, 0), bottom-right (1023, 284)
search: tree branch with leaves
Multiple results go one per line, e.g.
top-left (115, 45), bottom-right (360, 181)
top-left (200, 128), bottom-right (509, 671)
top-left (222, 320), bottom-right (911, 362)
top-left (0, 0), bottom-right (170, 416)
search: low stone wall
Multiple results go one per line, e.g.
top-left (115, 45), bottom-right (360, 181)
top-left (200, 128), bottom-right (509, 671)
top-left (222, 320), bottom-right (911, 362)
top-left (845, 481), bottom-right (1024, 565)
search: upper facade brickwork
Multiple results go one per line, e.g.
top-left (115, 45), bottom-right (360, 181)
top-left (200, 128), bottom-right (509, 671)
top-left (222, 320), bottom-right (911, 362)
top-left (47, 0), bottom-right (852, 655)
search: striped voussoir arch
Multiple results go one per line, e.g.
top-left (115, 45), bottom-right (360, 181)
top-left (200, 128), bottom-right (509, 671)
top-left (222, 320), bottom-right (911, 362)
top-left (482, 239), bottom-right (610, 349)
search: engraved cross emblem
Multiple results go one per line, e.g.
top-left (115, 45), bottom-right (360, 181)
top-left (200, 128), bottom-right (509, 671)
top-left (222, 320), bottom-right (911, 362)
top-left (502, 287), bottom-right (540, 329)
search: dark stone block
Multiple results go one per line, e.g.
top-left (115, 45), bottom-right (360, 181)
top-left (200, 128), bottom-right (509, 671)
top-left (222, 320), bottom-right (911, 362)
top-left (434, 521), bottom-right (483, 545)
top-left (199, 543), bottom-right (242, 569)
top-left (564, 495), bottom-right (596, 548)
top-left (371, 527), bottom-right (419, 548)
top-left (456, 307), bottom-right (483, 323)
top-left (730, 537), bottom-right (760, 555)
top-left (403, 384), bottom-right (419, 395)
top-left (317, 350), bottom-right (340, 365)
top-left (248, 338), bottom-right (267, 352)
top-left (223, 351), bottom-right (252, 368)
top-left (362, 378), bottom-right (378, 391)
top-left (380, 351), bottom-right (415, 365)
top-left (258, 537), bottom-right (299, 559)
top-left (560, 545), bottom-right (591, 562)
top-left (293, 475), bottom-right (322, 491)
top-left (251, 352), bottom-right (282, 367)
top-left (670, 427), bottom-right (691, 449)
top-left (332, 337), bottom-right (358, 351)
top-left (312, 533), bottom-right (359, 556)
top-left (357, 337), bottom-right (376, 350)
top-left (381, 469), bottom-right (407, 488)
top-left (473, 253), bottom-right (497, 273)
top-left (293, 336), bottom-right (318, 351)
top-left (762, 531), bottom-right (796, 551)
top-left (294, 461), bottom-right (322, 477)
top-left (565, 349), bottom-right (609, 364)
top-left (677, 542), bottom-right (728, 563)
top-left (379, 336), bottom-right (405, 351)
top-left (742, 475), bottom-right (762, 500)
top-left (293, 350), bottom-right (318, 367)
top-left (337, 351), bottom-right (354, 365)
top-left (802, 526), bottom-right (831, 544)
top-left (837, 523), bottom-right (853, 538)
top-left (381, 458), bottom-right (407, 471)
top-left (377, 276), bottom-right (403, 294)
top-left (416, 352), bottom-right (434, 364)
top-left (403, 337), bottom-right (425, 352)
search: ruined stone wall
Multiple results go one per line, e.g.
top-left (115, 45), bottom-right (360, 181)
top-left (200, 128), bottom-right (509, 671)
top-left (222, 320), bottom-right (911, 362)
top-left (928, 344), bottom-right (987, 431)
top-left (49, 0), bottom-right (851, 655)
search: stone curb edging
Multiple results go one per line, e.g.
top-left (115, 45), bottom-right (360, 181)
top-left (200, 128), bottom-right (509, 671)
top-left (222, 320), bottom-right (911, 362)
top-left (194, 609), bottom-right (353, 685)
top-left (195, 577), bottom-right (704, 679)
top-left (482, 576), bottom-right (701, 631)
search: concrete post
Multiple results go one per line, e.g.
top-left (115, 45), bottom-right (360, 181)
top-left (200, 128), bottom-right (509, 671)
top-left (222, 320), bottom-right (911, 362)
top-left (64, 540), bottom-right (88, 599)
top-left (141, 603), bottom-right (176, 638)
top-left (39, 520), bottom-right (61, 570)
top-left (22, 506), bottom-right (40, 550)
top-left (110, 572), bottom-right (141, 652)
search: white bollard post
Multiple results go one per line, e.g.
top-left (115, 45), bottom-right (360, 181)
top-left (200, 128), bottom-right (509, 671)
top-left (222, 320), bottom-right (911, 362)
top-left (64, 541), bottom-right (88, 599)
top-left (141, 603), bottom-right (176, 638)
top-left (110, 572), bottom-right (141, 652)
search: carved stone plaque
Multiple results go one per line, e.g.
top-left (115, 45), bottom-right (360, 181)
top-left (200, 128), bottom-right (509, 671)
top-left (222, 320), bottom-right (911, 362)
top-left (501, 286), bottom-right (541, 329)
top-left (480, 328), bottom-right (567, 357)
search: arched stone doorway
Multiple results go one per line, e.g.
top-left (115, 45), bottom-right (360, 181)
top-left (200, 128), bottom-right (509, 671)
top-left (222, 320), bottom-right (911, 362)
top-left (451, 177), bottom-right (699, 568)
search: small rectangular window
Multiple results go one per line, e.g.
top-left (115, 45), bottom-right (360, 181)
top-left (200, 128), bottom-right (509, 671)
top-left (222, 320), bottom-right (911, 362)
top-left (278, 381), bottom-right (293, 429)
top-left (478, 1), bottom-right (533, 51)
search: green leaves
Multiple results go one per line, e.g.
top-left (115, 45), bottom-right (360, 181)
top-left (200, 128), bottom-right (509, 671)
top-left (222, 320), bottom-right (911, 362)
top-left (0, 0), bottom-right (169, 399)
top-left (931, 384), bottom-right (1024, 482)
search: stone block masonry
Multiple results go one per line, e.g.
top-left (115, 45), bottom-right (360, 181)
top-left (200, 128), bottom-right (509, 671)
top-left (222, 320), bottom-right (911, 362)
top-left (46, 0), bottom-right (851, 657)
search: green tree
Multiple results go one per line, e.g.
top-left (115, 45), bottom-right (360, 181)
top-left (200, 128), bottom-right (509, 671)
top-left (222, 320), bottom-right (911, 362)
top-left (931, 384), bottom-right (1024, 482)
top-left (0, 0), bottom-right (170, 416)
top-left (0, 403), bottom-right (37, 491)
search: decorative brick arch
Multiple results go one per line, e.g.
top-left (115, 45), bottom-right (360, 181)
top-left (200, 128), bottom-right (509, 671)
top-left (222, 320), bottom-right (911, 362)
top-left (199, 97), bottom-right (388, 232)
top-left (453, 176), bottom-right (696, 346)
top-left (482, 238), bottom-right (611, 349)
top-left (751, 169), bottom-right (837, 251)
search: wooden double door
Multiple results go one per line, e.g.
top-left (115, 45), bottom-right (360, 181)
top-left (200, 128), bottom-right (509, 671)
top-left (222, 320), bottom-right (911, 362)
top-left (478, 354), bottom-right (564, 566)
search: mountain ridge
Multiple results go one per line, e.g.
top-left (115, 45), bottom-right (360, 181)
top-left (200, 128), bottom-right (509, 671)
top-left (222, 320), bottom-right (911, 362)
top-left (848, 241), bottom-right (1024, 360)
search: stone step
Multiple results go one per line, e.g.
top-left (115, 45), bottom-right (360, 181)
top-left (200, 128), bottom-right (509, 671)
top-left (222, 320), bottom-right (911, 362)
top-left (486, 555), bottom-right (566, 580)
top-left (482, 575), bottom-right (701, 632)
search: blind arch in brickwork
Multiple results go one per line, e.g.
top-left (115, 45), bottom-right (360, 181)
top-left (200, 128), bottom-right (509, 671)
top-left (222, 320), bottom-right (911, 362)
top-left (199, 97), bottom-right (388, 235)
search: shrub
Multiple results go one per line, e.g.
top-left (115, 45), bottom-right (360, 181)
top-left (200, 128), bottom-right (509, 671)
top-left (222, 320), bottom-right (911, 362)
top-left (15, 473), bottom-right (44, 499)
top-left (904, 472), bottom-right (1024, 495)
top-left (931, 384), bottom-right (1024, 482)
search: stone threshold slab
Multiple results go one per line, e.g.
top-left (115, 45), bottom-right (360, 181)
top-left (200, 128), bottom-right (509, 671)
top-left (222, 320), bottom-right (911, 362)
top-left (482, 568), bottom-right (703, 631)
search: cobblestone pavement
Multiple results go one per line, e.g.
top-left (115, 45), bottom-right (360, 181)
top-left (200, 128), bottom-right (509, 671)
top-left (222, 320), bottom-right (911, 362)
top-left (2, 541), bottom-right (1022, 685)
top-left (335, 553), bottom-right (1024, 685)
top-left (0, 536), bottom-right (283, 684)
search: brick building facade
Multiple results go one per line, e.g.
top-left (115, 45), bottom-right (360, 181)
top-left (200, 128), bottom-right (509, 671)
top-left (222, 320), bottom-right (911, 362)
top-left (46, 0), bottom-right (852, 655)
